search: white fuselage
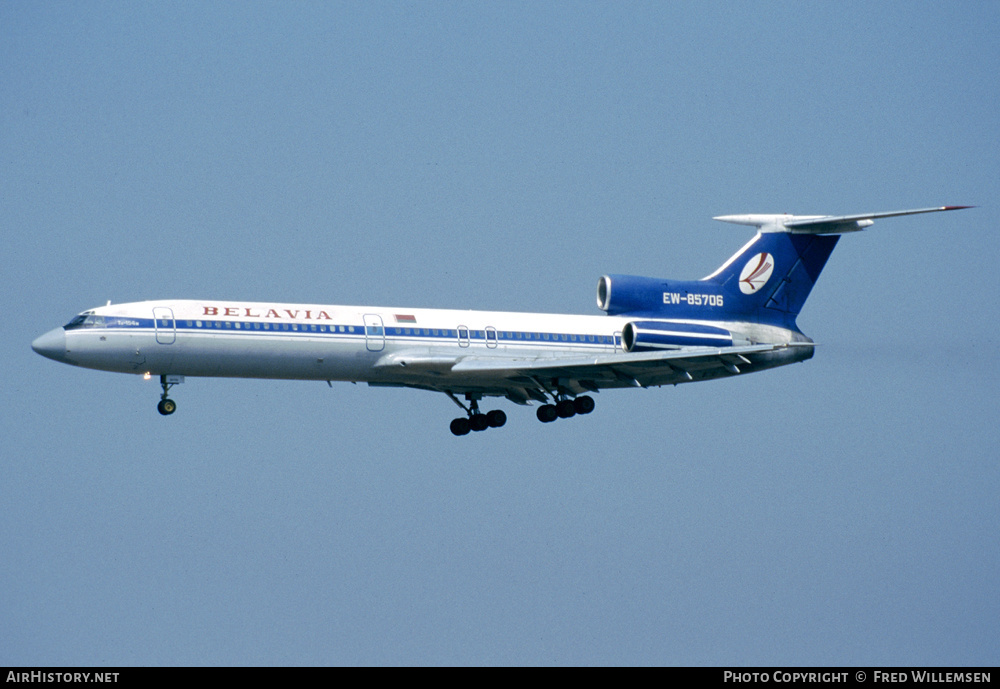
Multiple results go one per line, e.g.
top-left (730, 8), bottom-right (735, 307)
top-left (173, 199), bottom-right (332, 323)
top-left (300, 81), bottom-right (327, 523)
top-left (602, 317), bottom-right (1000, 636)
top-left (43, 299), bottom-right (630, 380)
top-left (35, 299), bottom-right (802, 391)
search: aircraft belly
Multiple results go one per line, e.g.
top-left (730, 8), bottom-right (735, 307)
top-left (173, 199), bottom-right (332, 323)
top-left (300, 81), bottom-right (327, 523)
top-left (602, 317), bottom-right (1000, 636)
top-left (161, 333), bottom-right (371, 380)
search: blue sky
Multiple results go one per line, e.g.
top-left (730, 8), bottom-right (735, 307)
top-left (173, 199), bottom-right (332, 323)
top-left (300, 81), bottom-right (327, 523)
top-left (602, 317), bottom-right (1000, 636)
top-left (2, 1), bottom-right (998, 665)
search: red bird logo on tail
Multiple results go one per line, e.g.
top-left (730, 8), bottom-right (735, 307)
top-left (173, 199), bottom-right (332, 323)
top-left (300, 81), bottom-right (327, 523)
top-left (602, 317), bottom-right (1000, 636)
top-left (739, 252), bottom-right (774, 294)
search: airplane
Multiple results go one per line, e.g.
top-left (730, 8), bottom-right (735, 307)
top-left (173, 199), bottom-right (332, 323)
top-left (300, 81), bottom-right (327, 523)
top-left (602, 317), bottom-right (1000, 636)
top-left (32, 206), bottom-right (970, 435)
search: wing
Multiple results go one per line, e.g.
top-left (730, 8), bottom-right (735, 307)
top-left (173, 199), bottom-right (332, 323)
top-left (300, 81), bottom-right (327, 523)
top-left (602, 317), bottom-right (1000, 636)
top-left (372, 343), bottom-right (814, 404)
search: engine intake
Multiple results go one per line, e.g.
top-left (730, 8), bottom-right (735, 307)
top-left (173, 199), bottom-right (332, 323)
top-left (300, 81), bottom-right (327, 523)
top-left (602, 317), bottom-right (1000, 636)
top-left (596, 274), bottom-right (669, 315)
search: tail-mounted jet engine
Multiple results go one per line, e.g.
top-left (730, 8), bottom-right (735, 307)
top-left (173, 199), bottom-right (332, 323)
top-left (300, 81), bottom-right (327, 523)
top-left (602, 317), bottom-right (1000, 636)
top-left (596, 274), bottom-right (670, 316)
top-left (620, 320), bottom-right (746, 353)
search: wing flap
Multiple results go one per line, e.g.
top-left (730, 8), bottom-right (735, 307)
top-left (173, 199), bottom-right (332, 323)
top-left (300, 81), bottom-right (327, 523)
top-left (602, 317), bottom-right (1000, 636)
top-left (373, 343), bottom-right (815, 401)
top-left (449, 343), bottom-right (812, 385)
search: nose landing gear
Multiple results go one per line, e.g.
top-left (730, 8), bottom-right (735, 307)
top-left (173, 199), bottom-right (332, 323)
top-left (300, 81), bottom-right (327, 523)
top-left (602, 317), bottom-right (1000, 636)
top-left (156, 374), bottom-right (183, 416)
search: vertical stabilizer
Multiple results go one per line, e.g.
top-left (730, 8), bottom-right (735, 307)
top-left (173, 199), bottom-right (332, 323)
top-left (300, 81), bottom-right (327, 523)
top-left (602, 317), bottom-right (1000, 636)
top-left (703, 232), bottom-right (839, 329)
top-left (704, 206), bottom-right (970, 328)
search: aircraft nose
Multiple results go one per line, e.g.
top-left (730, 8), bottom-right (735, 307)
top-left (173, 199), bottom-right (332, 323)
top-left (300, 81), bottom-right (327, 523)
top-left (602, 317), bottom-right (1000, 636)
top-left (32, 328), bottom-right (68, 362)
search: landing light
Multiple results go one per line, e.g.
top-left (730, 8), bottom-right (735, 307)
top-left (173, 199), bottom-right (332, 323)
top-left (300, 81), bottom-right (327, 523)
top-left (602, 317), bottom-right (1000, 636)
top-left (143, 372), bottom-right (151, 380)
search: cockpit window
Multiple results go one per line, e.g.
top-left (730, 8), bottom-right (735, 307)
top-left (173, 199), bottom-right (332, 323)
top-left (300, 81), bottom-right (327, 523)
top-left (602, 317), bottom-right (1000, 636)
top-left (64, 314), bottom-right (105, 330)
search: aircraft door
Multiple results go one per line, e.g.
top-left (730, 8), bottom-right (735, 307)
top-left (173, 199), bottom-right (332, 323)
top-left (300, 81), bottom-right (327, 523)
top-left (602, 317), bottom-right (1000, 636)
top-left (153, 307), bottom-right (176, 344)
top-left (363, 314), bottom-right (385, 352)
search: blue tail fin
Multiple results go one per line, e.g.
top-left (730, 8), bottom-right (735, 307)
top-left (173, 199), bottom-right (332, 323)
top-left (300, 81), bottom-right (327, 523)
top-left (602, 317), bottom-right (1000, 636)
top-left (596, 207), bottom-right (969, 329)
top-left (597, 231), bottom-right (838, 328)
top-left (705, 206), bottom-right (972, 327)
top-left (703, 231), bottom-right (839, 329)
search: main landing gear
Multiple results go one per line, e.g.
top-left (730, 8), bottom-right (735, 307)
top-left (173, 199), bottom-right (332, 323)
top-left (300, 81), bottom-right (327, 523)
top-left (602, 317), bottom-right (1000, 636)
top-left (157, 374), bottom-right (180, 416)
top-left (447, 393), bottom-right (506, 436)
top-left (535, 395), bottom-right (595, 423)
top-left (445, 392), bottom-right (596, 435)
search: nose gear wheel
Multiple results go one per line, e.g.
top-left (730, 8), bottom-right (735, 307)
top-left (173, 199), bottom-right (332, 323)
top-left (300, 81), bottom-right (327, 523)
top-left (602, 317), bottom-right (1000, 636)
top-left (157, 374), bottom-right (177, 415)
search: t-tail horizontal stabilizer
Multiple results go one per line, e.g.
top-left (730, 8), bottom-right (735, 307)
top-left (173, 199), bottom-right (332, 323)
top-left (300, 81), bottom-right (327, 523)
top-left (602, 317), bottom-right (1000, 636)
top-left (713, 206), bottom-right (972, 234)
